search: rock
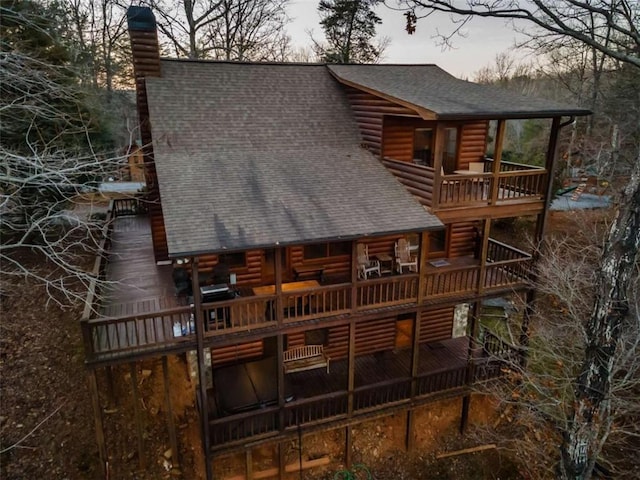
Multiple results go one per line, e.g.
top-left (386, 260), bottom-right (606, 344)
top-left (141, 369), bottom-right (152, 380)
top-left (163, 448), bottom-right (172, 460)
top-left (170, 468), bottom-right (182, 477)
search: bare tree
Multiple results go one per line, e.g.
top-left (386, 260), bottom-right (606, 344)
top-left (401, 0), bottom-right (640, 69)
top-left (204, 0), bottom-right (290, 61)
top-left (144, 0), bottom-right (291, 60)
top-left (67, 0), bottom-right (131, 92)
top-left (1, 4), bottom-right (123, 306)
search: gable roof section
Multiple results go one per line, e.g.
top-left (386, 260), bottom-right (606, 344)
top-left (328, 64), bottom-right (591, 120)
top-left (145, 60), bottom-right (442, 257)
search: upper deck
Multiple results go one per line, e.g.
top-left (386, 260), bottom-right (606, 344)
top-left (81, 199), bottom-right (533, 366)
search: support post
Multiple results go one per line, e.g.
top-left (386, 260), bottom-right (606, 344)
top-left (129, 363), bottom-right (145, 470)
top-left (277, 333), bottom-right (285, 431)
top-left (405, 409), bottom-right (415, 452)
top-left (275, 247), bottom-right (283, 327)
top-left (345, 425), bottom-right (352, 468)
top-left (245, 449), bottom-right (253, 480)
top-left (433, 123), bottom-right (446, 208)
top-left (347, 319), bottom-right (355, 417)
top-left (460, 395), bottom-right (471, 434)
top-left (162, 356), bottom-right (179, 467)
top-left (351, 241), bottom-right (358, 313)
top-left (537, 117), bottom-right (562, 243)
top-left (489, 119), bottom-right (506, 205)
top-left (191, 258), bottom-right (213, 480)
top-left (278, 442), bottom-right (285, 480)
top-left (477, 218), bottom-right (491, 294)
top-left (417, 233), bottom-right (429, 304)
top-left (87, 370), bottom-right (107, 476)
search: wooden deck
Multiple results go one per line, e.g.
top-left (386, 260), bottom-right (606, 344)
top-left (83, 213), bottom-right (530, 365)
top-left (101, 215), bottom-right (178, 316)
top-left (206, 336), bottom-right (506, 450)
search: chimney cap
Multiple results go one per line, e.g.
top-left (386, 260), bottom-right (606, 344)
top-left (127, 6), bottom-right (156, 31)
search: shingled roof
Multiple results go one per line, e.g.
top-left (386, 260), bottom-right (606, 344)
top-left (328, 64), bottom-right (591, 120)
top-left (145, 60), bottom-right (442, 257)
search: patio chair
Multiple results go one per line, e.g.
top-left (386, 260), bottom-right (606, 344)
top-left (468, 161), bottom-right (485, 173)
top-left (395, 238), bottom-right (418, 274)
top-left (357, 244), bottom-right (381, 279)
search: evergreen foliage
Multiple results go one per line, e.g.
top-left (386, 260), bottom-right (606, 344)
top-left (317, 0), bottom-right (383, 63)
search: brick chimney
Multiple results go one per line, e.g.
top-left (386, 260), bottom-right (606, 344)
top-left (127, 6), bottom-right (168, 263)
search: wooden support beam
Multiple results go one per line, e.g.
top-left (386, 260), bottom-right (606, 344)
top-left (245, 449), bottom-right (253, 480)
top-left (275, 248), bottom-right (283, 327)
top-left (477, 219), bottom-right (491, 295)
top-left (410, 311), bottom-right (421, 396)
top-left (347, 320), bottom-right (356, 417)
top-left (433, 123), bottom-right (446, 208)
top-left (191, 258), bottom-right (213, 480)
top-left (489, 119), bottom-right (506, 205)
top-left (129, 362), bottom-right (145, 470)
top-left (345, 425), bottom-right (353, 468)
top-left (87, 370), bottom-right (107, 475)
top-left (225, 457), bottom-right (330, 480)
top-left (405, 409), bottom-right (415, 452)
top-left (350, 241), bottom-right (358, 314)
top-left (417, 233), bottom-right (429, 304)
top-left (538, 116), bottom-right (562, 243)
top-left (460, 395), bottom-right (471, 433)
top-left (162, 356), bottom-right (179, 467)
top-left (277, 334), bottom-right (285, 431)
top-left (278, 442), bottom-right (285, 480)
top-left (437, 444), bottom-right (496, 459)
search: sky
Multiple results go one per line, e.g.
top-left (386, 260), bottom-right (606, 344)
top-left (286, 0), bottom-right (528, 79)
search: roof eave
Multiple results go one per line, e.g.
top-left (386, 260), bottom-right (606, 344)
top-left (167, 223), bottom-right (445, 258)
top-left (328, 70), bottom-right (437, 120)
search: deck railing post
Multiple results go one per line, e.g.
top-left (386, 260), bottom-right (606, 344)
top-left (490, 120), bottom-right (506, 204)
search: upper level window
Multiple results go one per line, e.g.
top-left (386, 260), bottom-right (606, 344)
top-left (442, 127), bottom-right (459, 173)
top-left (218, 252), bottom-right (246, 268)
top-left (413, 128), bottom-right (434, 166)
top-left (304, 241), bottom-right (350, 260)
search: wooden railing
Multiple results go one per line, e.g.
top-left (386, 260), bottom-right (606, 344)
top-left (472, 332), bottom-right (522, 382)
top-left (486, 158), bottom-right (543, 172)
top-left (439, 174), bottom-right (492, 206)
top-left (112, 197), bottom-right (147, 217)
top-left (83, 306), bottom-right (193, 361)
top-left (203, 295), bottom-right (277, 334)
top-left (353, 378), bottom-right (412, 412)
top-left (284, 391), bottom-right (349, 427)
top-left (485, 239), bottom-right (533, 290)
top-left (283, 284), bottom-right (352, 323)
top-left (415, 365), bottom-right (468, 396)
top-left (356, 274), bottom-right (418, 310)
top-left (208, 362), bottom-right (480, 449)
top-left (210, 406), bottom-right (280, 446)
top-left (424, 265), bottom-right (480, 298)
top-left (496, 169), bottom-right (546, 201)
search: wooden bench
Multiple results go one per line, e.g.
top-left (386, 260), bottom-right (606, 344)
top-left (283, 345), bottom-right (330, 374)
top-left (293, 265), bottom-right (325, 281)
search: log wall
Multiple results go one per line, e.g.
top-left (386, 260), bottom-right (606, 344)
top-left (458, 122), bottom-right (489, 169)
top-left (419, 306), bottom-right (455, 343)
top-left (449, 222), bottom-right (480, 258)
top-left (343, 86), bottom-right (419, 157)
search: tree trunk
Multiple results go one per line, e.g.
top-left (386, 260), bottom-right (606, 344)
top-left (560, 160), bottom-right (640, 479)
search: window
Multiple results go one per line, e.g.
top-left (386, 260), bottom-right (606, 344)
top-left (218, 252), bottom-right (246, 268)
top-left (428, 229), bottom-right (447, 256)
top-left (442, 127), bottom-right (459, 173)
top-left (413, 128), bottom-right (434, 166)
top-left (305, 328), bottom-right (329, 346)
top-left (304, 241), bottom-right (350, 260)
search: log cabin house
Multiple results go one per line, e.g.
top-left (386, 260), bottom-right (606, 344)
top-left (80, 6), bottom-right (591, 478)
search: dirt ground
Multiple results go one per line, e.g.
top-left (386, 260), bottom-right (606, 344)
top-left (0, 208), bottom-right (620, 479)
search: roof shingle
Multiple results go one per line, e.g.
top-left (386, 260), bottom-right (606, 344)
top-left (146, 61), bottom-right (442, 256)
top-left (328, 64), bottom-right (591, 119)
